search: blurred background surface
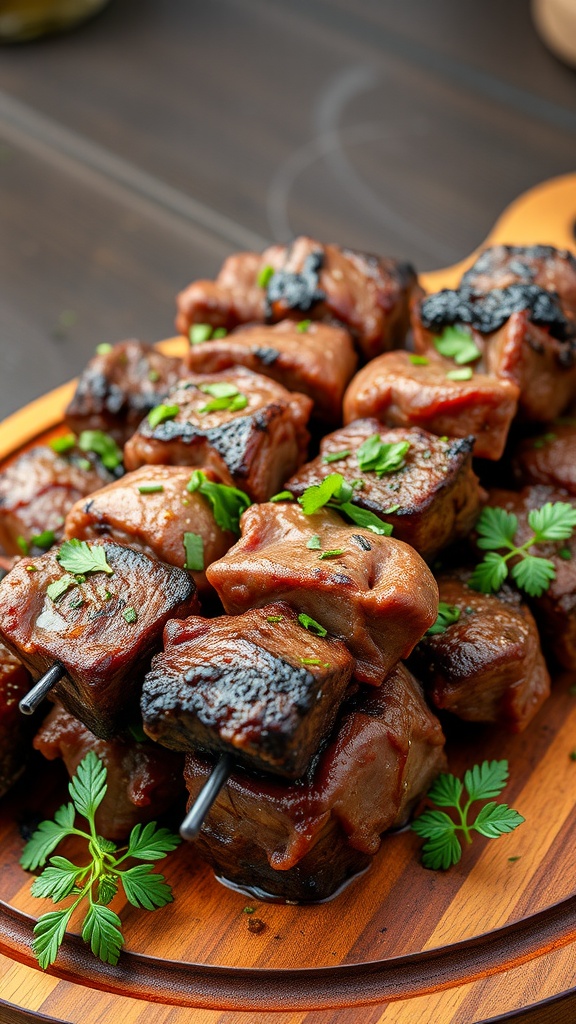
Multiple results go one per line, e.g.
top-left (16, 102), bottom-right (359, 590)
top-left (0, 0), bottom-right (575, 416)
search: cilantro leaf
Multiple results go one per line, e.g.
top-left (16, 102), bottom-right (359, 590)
top-left (469, 551), bottom-right (508, 593)
top-left (81, 904), bottom-right (124, 966)
top-left (121, 865), bottom-right (174, 910)
top-left (463, 760), bottom-right (509, 802)
top-left (125, 821), bottom-right (182, 860)
top-left (528, 502), bottom-right (576, 542)
top-left (56, 539), bottom-right (113, 576)
top-left (475, 506), bottom-right (518, 550)
top-left (356, 435), bottom-right (410, 475)
top-left (46, 575), bottom-right (76, 602)
top-left (472, 803), bottom-right (525, 838)
top-left (78, 430), bottom-right (123, 471)
top-left (433, 325), bottom-right (481, 365)
top-left (426, 602), bottom-right (461, 636)
top-left (510, 555), bottom-right (556, 597)
top-left (32, 908), bottom-right (75, 970)
top-left (427, 772), bottom-right (463, 807)
top-left (323, 449), bottom-right (351, 464)
top-left (148, 403), bottom-right (180, 429)
top-left (306, 535), bottom-right (322, 549)
top-left (337, 502), bottom-right (393, 535)
top-left (68, 750), bottom-right (107, 819)
top-left (298, 473), bottom-right (345, 515)
top-left (186, 470), bottom-right (251, 534)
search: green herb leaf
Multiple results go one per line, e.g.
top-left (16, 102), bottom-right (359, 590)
top-left (411, 809), bottom-right (457, 840)
top-left (433, 325), bottom-right (481, 365)
top-left (266, 614), bottom-right (284, 623)
top-left (296, 319), bottom-right (311, 332)
top-left (46, 575), bottom-right (76, 603)
top-left (463, 760), bottom-right (509, 802)
top-left (306, 535), bottom-right (322, 549)
top-left (137, 483), bottom-right (164, 494)
top-left (356, 436), bottom-right (410, 476)
top-left (189, 323), bottom-right (213, 345)
top-left (20, 804), bottom-right (77, 871)
top-left (510, 555), bottom-right (556, 597)
top-left (31, 858), bottom-right (81, 903)
top-left (186, 470), bottom-right (250, 534)
top-left (148, 403), bottom-right (180, 429)
top-left (183, 531), bottom-right (204, 571)
top-left (98, 875), bottom-right (119, 905)
top-left (426, 602), bottom-right (461, 636)
top-left (56, 539), bottom-right (113, 577)
top-left (420, 831), bottom-right (463, 870)
top-left (123, 606), bottom-right (138, 624)
top-left (32, 908), bottom-right (75, 970)
top-left (298, 613), bottom-right (328, 637)
top-left (475, 507), bottom-right (518, 550)
top-left (469, 551), bottom-right (509, 593)
top-left (198, 382), bottom-right (240, 399)
top-left (121, 865), bottom-right (174, 910)
top-left (257, 264), bottom-right (275, 288)
top-left (323, 449), bottom-right (351, 464)
top-left (269, 490), bottom-right (294, 502)
top-left (427, 773), bottom-right (464, 807)
top-left (78, 430), bottom-right (123, 471)
top-left (318, 548), bottom-right (345, 559)
top-left (125, 821), bottom-right (182, 861)
top-left (81, 904), bottom-right (124, 966)
top-left (30, 530), bottom-right (56, 551)
top-left (446, 367), bottom-right (473, 381)
top-left (409, 354), bottom-right (429, 365)
top-left (96, 343), bottom-right (113, 355)
top-left (472, 803), bottom-right (525, 838)
top-left (69, 750), bottom-right (107, 820)
top-left (528, 502), bottom-right (576, 542)
top-left (300, 657), bottom-right (322, 665)
top-left (16, 536), bottom-right (29, 555)
top-left (338, 502), bottom-right (393, 536)
top-left (298, 473), bottom-right (345, 515)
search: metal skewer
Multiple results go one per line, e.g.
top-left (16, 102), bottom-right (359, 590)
top-left (19, 662), bottom-right (65, 715)
top-left (179, 752), bottom-right (233, 841)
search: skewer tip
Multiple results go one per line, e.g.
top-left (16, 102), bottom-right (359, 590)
top-left (180, 753), bottom-right (233, 841)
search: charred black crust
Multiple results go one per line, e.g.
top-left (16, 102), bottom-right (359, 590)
top-left (420, 283), bottom-right (576, 344)
top-left (461, 244), bottom-right (576, 290)
top-left (253, 347), bottom-right (280, 366)
top-left (265, 250), bottom-right (326, 317)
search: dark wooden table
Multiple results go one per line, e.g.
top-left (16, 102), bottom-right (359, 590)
top-left (0, 0), bottom-right (575, 418)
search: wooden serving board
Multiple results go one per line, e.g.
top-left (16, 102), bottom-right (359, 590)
top-left (1, 174), bottom-right (576, 1024)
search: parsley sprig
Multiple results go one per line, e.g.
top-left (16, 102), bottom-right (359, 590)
top-left (186, 470), bottom-right (251, 534)
top-left (356, 435), bottom-right (410, 476)
top-left (56, 539), bottom-right (113, 576)
top-left (298, 473), bottom-right (392, 536)
top-left (470, 502), bottom-right (576, 597)
top-left (425, 602), bottom-right (461, 635)
top-left (433, 325), bottom-right (481, 365)
top-left (412, 760), bottom-right (524, 869)
top-left (21, 752), bottom-right (180, 970)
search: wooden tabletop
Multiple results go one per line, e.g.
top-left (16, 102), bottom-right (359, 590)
top-left (0, 0), bottom-right (575, 419)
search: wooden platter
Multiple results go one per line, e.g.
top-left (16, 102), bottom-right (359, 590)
top-left (1, 174), bottom-right (576, 1024)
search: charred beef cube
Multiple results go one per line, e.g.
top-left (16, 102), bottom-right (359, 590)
top-left (64, 465), bottom-right (237, 600)
top-left (0, 540), bottom-right (198, 738)
top-left (478, 486), bottom-right (576, 670)
top-left (511, 422), bottom-right (576, 494)
top-left (0, 445), bottom-right (115, 557)
top-left (184, 663), bottom-right (446, 902)
top-left (176, 237), bottom-right (419, 360)
top-left (343, 350), bottom-right (519, 460)
top-left (186, 319), bottom-right (357, 423)
top-left (410, 572), bottom-right (550, 731)
top-left (33, 705), bottom-right (185, 840)
top-left (123, 368), bottom-right (312, 503)
top-left (206, 503), bottom-right (438, 686)
top-left (460, 244), bottom-right (576, 319)
top-left (286, 420), bottom-right (482, 561)
top-left (141, 603), bottom-right (354, 778)
top-left (0, 642), bottom-right (35, 797)
top-left (65, 340), bottom-right (183, 446)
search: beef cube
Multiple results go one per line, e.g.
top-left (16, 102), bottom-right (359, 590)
top-left (65, 340), bottom-right (183, 445)
top-left (186, 319), bottom-right (357, 423)
top-left (343, 350), bottom-right (519, 460)
top-left (410, 571), bottom-right (550, 731)
top-left (141, 603), bottom-right (354, 778)
top-left (286, 420), bottom-right (482, 561)
top-left (0, 445), bottom-right (115, 556)
top-left (460, 244), bottom-right (576, 319)
top-left (477, 485), bottom-right (576, 670)
top-left (176, 237), bottom-right (419, 360)
top-left (123, 368), bottom-right (312, 503)
top-left (206, 503), bottom-right (438, 686)
top-left (64, 465), bottom-right (238, 600)
top-left (511, 422), bottom-right (576, 494)
top-left (0, 642), bottom-right (35, 797)
top-left (184, 663), bottom-right (446, 902)
top-left (33, 705), bottom-right (185, 840)
top-left (0, 540), bottom-right (198, 737)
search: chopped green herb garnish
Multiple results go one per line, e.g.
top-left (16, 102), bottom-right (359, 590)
top-left (123, 607), bottom-right (138, 624)
top-left (299, 474), bottom-right (345, 515)
top-left (243, 906), bottom-right (255, 914)
top-left (183, 532), bottom-right (204, 571)
top-left (469, 502), bottom-right (576, 597)
top-left (21, 751), bottom-right (180, 970)
top-left (296, 319), bottom-right (311, 333)
top-left (409, 354), bottom-right (429, 366)
top-left (266, 615), bottom-right (284, 623)
top-left (426, 602), bottom-right (461, 636)
top-left (148, 404), bottom-right (180, 429)
top-left (297, 473), bottom-right (392, 535)
top-left (137, 484), bottom-right (164, 495)
top-left (356, 435), bottom-right (410, 476)
top-left (56, 540), bottom-right (114, 577)
top-left (559, 547), bottom-right (572, 560)
top-left (446, 367), bottom-right (473, 381)
top-left (46, 576), bottom-right (76, 603)
top-left (257, 265), bottom-right (275, 288)
top-left (508, 856), bottom-right (521, 862)
top-left (128, 723), bottom-right (147, 743)
top-left (212, 327), bottom-right (228, 339)
top-left (95, 343), bottom-right (113, 355)
top-left (300, 657), bottom-right (321, 665)
top-left (30, 530), bottom-right (56, 551)
top-left (298, 613), bottom-right (328, 637)
top-left (78, 430), bottom-right (123, 471)
top-left (383, 504), bottom-right (400, 514)
top-left (323, 450), bottom-right (351, 464)
top-left (50, 434), bottom-right (76, 455)
top-left (533, 432), bottom-right (556, 449)
top-left (186, 470), bottom-right (250, 534)
top-left (148, 369), bottom-right (160, 382)
top-left (197, 382), bottom-right (248, 415)
top-left (189, 323), bottom-right (213, 346)
top-left (77, 458), bottom-right (92, 472)
top-left (270, 490), bottom-right (294, 503)
top-left (69, 595), bottom-right (84, 610)
top-left (26, 565), bottom-right (37, 572)
top-left (318, 549), bottom-right (345, 559)
top-left (433, 325), bottom-right (481, 365)
top-left (306, 535), bottom-right (322, 550)
top-left (337, 502), bottom-right (392, 535)
top-left (16, 536), bottom-right (29, 556)
top-left (412, 760), bottom-right (524, 870)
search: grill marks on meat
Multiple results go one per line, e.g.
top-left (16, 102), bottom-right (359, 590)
top-left (123, 368), bottom-right (312, 502)
top-left (184, 663), bottom-right (446, 902)
top-left (65, 340), bottom-right (183, 445)
top-left (0, 446), bottom-right (114, 556)
top-left (206, 503), bottom-right (438, 686)
top-left (343, 350), bottom-right (519, 460)
top-left (0, 642), bottom-right (35, 797)
top-left (141, 603), bottom-right (354, 778)
top-left (511, 422), bottom-right (576, 494)
top-left (419, 284), bottom-right (574, 341)
top-left (0, 541), bottom-right (198, 738)
top-left (34, 705), bottom-right (185, 840)
top-left (186, 320), bottom-right (357, 423)
top-left (478, 486), bottom-right (576, 670)
top-left (461, 244), bottom-right (576, 319)
top-left (64, 465), bottom-right (236, 600)
top-left (286, 420), bottom-right (482, 561)
top-left (176, 236), bottom-right (419, 360)
top-left (410, 573), bottom-right (550, 731)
